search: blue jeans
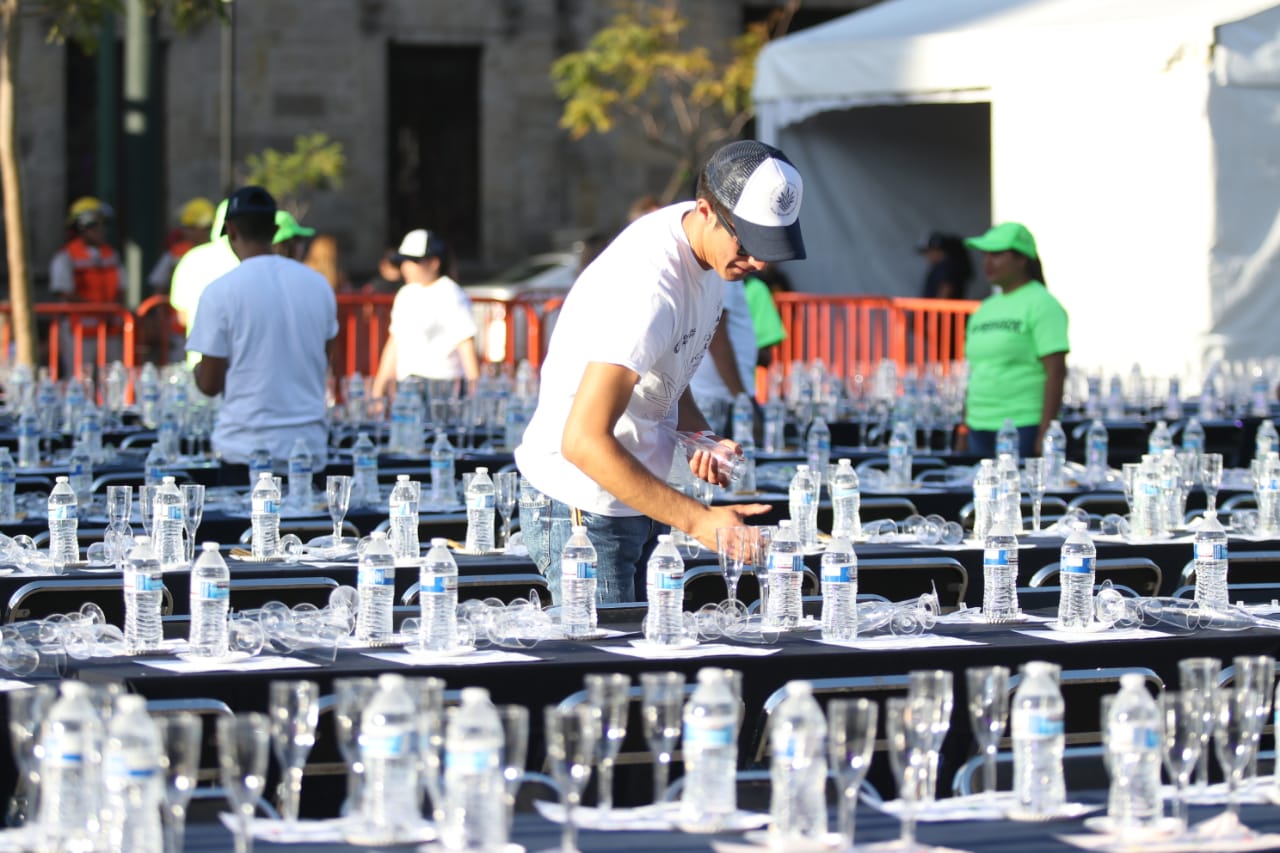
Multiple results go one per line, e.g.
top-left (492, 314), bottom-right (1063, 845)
top-left (967, 425), bottom-right (1039, 459)
top-left (524, 498), bottom-right (668, 604)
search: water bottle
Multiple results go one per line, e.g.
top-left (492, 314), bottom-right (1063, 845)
top-left (972, 459), bottom-right (1000, 541)
top-left (77, 405), bottom-right (104, 463)
top-left (158, 409), bottom-right (180, 459)
top-left (429, 431), bottom-right (457, 504)
top-left (358, 673), bottom-right (420, 844)
top-left (1084, 419), bottom-right (1109, 488)
top-left (61, 378), bottom-right (86, 434)
top-left (1130, 455), bottom-right (1163, 539)
top-left (144, 443), bottom-right (168, 489)
top-left (645, 534), bottom-right (685, 645)
top-left (769, 681), bottom-right (828, 843)
top-left (389, 388), bottom-right (415, 454)
top-left (820, 534), bottom-right (857, 641)
top-left (805, 417), bottom-right (831, 478)
top-left (1252, 369), bottom-right (1273, 418)
top-left (982, 514), bottom-right (1020, 623)
top-left (351, 431), bottom-right (379, 507)
top-left (103, 361), bottom-right (126, 424)
top-left (65, 438), bottom-right (92, 512)
top-left (738, 437), bottom-right (758, 494)
top-left (996, 452), bottom-right (1023, 531)
top-left (138, 362), bottom-right (161, 427)
top-left (1042, 419), bottom-right (1067, 489)
top-left (357, 531), bottom-right (397, 645)
top-left (1181, 416), bottom-right (1205, 458)
top-left (1057, 521), bottom-right (1096, 630)
top-left (287, 437), bottom-right (314, 512)
top-left (17, 408), bottom-right (38, 468)
top-left (996, 418), bottom-right (1020, 463)
top-left (503, 397), bottom-right (529, 452)
top-left (788, 464), bottom-right (819, 550)
top-left (388, 475), bottom-right (420, 563)
top-left (0, 448), bottom-right (15, 521)
top-left (464, 467), bottom-right (496, 553)
top-left (103, 694), bottom-right (163, 851)
top-left (1012, 661), bottom-right (1065, 816)
top-left (124, 535), bottom-right (165, 652)
top-left (763, 396), bottom-right (787, 453)
top-left (1105, 674), bottom-right (1164, 830)
top-left (1257, 419), bottom-right (1278, 462)
top-left (1164, 377), bottom-right (1183, 421)
top-left (189, 542), bottom-right (230, 658)
top-left (888, 420), bottom-right (913, 488)
top-left (441, 687), bottom-right (507, 851)
top-left (153, 476), bottom-right (185, 572)
top-left (766, 520), bottom-right (804, 629)
top-left (680, 668), bottom-right (739, 831)
top-left (38, 681), bottom-right (103, 848)
top-left (830, 458), bottom-right (861, 540)
top-left (48, 475), bottom-right (79, 568)
top-left (250, 471), bottom-right (281, 559)
top-left (7, 363), bottom-right (33, 414)
top-left (1148, 419), bottom-right (1173, 456)
top-left (419, 538), bottom-right (458, 651)
top-left (731, 392), bottom-right (754, 445)
top-left (248, 447), bottom-right (273, 490)
top-left (346, 372), bottom-right (368, 423)
top-left (1193, 510), bottom-right (1229, 609)
top-left (35, 372), bottom-right (59, 437)
top-left (560, 524), bottom-right (598, 638)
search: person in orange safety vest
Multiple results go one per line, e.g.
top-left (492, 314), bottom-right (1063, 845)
top-left (49, 196), bottom-right (122, 304)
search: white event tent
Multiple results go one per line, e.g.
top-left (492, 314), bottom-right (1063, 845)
top-left (754, 0), bottom-right (1280, 380)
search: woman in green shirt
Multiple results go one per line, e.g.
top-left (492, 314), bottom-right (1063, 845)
top-left (961, 222), bottom-right (1069, 458)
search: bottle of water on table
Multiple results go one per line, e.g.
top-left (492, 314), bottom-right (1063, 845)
top-left (124, 535), bottom-right (164, 652)
top-left (250, 471), bottom-right (281, 559)
top-left (441, 687), bottom-right (506, 851)
top-left (103, 694), bottom-right (164, 851)
top-left (830, 458), bottom-right (861, 540)
top-left (38, 681), bottom-right (103, 848)
top-left (1012, 661), bottom-right (1064, 817)
top-left (680, 667), bottom-right (739, 831)
top-left (1193, 510), bottom-right (1229, 609)
top-left (288, 437), bottom-right (313, 512)
top-left (766, 520), bottom-right (804, 629)
top-left (153, 475), bottom-right (185, 571)
top-left (1105, 673), bottom-right (1164, 830)
top-left (389, 475), bottom-right (420, 563)
top-left (464, 467), bottom-right (495, 553)
top-left (560, 524), bottom-right (598, 638)
top-left (358, 673), bottom-right (419, 844)
top-left (189, 542), bottom-right (230, 658)
top-left (982, 515), bottom-right (1020, 623)
top-left (48, 475), bottom-right (79, 568)
top-left (1057, 520), bottom-right (1095, 629)
top-left (357, 531), bottom-right (396, 645)
top-left (645, 534), bottom-right (685, 645)
top-left (820, 534), bottom-right (857, 641)
top-left (0, 447), bottom-right (16, 521)
top-left (769, 680), bottom-right (828, 843)
top-left (419, 538), bottom-right (458, 651)
top-left (351, 431), bottom-right (379, 507)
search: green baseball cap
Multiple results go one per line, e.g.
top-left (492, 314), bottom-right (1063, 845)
top-left (965, 222), bottom-right (1037, 259)
top-left (273, 210), bottom-right (316, 245)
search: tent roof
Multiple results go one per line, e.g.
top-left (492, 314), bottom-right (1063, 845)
top-left (755, 0), bottom-right (1277, 122)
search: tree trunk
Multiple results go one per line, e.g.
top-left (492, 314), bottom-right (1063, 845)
top-left (0, 0), bottom-right (34, 367)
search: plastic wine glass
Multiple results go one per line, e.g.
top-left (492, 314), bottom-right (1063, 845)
top-left (584, 673), bottom-right (630, 814)
top-left (907, 669), bottom-right (953, 803)
top-left (494, 471), bottom-right (518, 549)
top-left (886, 696), bottom-right (932, 851)
top-left (1177, 657), bottom-right (1220, 793)
top-left (1121, 462), bottom-right (1141, 518)
top-left (828, 697), bottom-right (877, 850)
top-left (1022, 457), bottom-right (1048, 533)
top-left (217, 712), bottom-right (270, 853)
top-left (1201, 452), bottom-right (1224, 514)
top-left (139, 484), bottom-right (159, 540)
top-left (496, 703), bottom-right (530, 803)
top-left (323, 475), bottom-right (353, 547)
top-left (268, 679), bottom-right (320, 824)
top-left (639, 671), bottom-right (685, 807)
top-left (965, 665), bottom-right (1010, 801)
top-left (1213, 682), bottom-right (1264, 829)
top-left (156, 712), bottom-right (202, 853)
top-left (543, 703), bottom-right (600, 853)
top-left (1158, 690), bottom-right (1204, 833)
top-left (333, 676), bottom-right (378, 817)
top-left (715, 526), bottom-right (749, 621)
top-left (180, 484), bottom-right (205, 563)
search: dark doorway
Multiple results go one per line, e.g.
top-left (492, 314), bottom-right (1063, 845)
top-left (386, 43), bottom-right (482, 262)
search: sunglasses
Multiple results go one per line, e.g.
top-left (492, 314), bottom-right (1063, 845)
top-left (714, 210), bottom-right (750, 259)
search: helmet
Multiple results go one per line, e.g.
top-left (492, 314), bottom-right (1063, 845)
top-left (67, 196), bottom-right (112, 227)
top-left (179, 197), bottom-right (215, 228)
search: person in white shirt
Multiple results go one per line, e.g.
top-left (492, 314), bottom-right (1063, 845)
top-left (371, 229), bottom-right (479, 398)
top-left (186, 186), bottom-right (337, 466)
top-left (515, 140), bottom-right (807, 603)
top-left (689, 279), bottom-right (758, 429)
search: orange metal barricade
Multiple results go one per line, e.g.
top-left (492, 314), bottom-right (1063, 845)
top-left (771, 293), bottom-right (897, 377)
top-left (0, 302), bottom-right (135, 381)
top-left (888, 297), bottom-right (979, 370)
top-left (135, 294), bottom-right (184, 366)
top-left (334, 292), bottom-right (395, 380)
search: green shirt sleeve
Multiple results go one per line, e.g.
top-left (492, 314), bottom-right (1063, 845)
top-left (743, 276), bottom-right (786, 349)
top-left (1030, 288), bottom-right (1070, 357)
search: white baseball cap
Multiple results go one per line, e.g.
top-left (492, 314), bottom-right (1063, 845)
top-left (705, 140), bottom-right (805, 262)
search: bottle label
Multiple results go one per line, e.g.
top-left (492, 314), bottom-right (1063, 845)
top-left (656, 569), bottom-right (683, 590)
top-left (164, 505), bottom-right (183, 521)
top-left (977, 485), bottom-right (998, 501)
top-left (468, 494), bottom-right (495, 510)
top-left (889, 445), bottom-right (907, 458)
top-left (42, 731), bottom-right (84, 767)
top-left (1013, 712), bottom-right (1063, 738)
top-left (1195, 541), bottom-right (1227, 560)
top-left (822, 563), bottom-right (853, 584)
top-left (126, 570), bottom-right (164, 592)
top-left (431, 459), bottom-right (450, 472)
top-left (362, 731), bottom-right (407, 759)
top-left (983, 549), bottom-right (1010, 569)
top-left (0, 473), bottom-right (13, 486)
top-left (1061, 555), bottom-right (1093, 575)
top-left (197, 581), bottom-right (229, 600)
top-left (49, 504), bottom-right (76, 521)
top-left (289, 462), bottom-right (309, 475)
top-left (833, 486), bottom-right (859, 500)
top-left (562, 559), bottom-right (596, 580)
top-left (445, 747), bottom-right (494, 772)
top-left (252, 498), bottom-right (279, 514)
top-left (360, 566), bottom-right (396, 587)
top-left (792, 490), bottom-right (814, 505)
top-left (768, 551), bottom-right (799, 572)
top-left (69, 462), bottom-right (85, 477)
top-left (420, 572), bottom-right (454, 594)
top-left (392, 500), bottom-right (415, 517)
top-left (683, 721), bottom-right (734, 748)
top-left (106, 750), bottom-right (157, 781)
top-left (355, 454), bottom-right (377, 469)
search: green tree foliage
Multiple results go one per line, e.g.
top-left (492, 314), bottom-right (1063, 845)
top-left (241, 132), bottom-right (346, 219)
top-left (551, 0), bottom-right (798, 201)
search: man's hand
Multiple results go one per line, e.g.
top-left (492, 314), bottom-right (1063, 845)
top-left (689, 436), bottom-right (745, 487)
top-left (687, 503), bottom-right (772, 553)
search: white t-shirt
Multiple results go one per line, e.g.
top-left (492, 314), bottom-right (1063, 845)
top-left (688, 279), bottom-right (756, 408)
top-left (185, 254), bottom-right (338, 464)
top-left (515, 203), bottom-right (725, 516)
top-left (388, 275), bottom-right (477, 380)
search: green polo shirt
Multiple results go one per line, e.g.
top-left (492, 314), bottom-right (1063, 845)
top-left (743, 275), bottom-right (785, 349)
top-left (964, 281), bottom-right (1069, 431)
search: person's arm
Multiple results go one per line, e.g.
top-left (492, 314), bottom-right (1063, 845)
top-left (371, 335), bottom-right (397, 398)
top-left (561, 362), bottom-right (770, 551)
top-left (1037, 351), bottom-right (1067, 448)
top-left (455, 337), bottom-right (480, 384)
top-left (49, 252), bottom-right (74, 300)
top-left (193, 354), bottom-right (227, 397)
top-left (706, 313), bottom-right (749, 398)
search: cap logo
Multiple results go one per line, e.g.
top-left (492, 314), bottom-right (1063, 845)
top-left (771, 184), bottom-right (799, 219)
